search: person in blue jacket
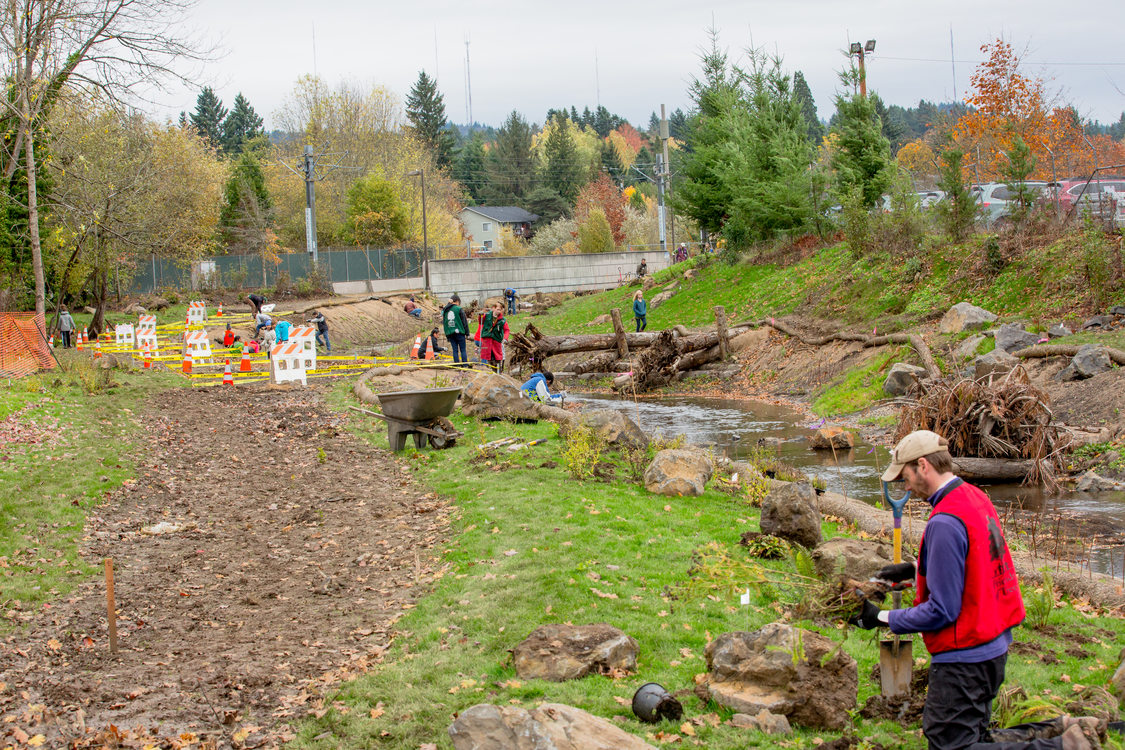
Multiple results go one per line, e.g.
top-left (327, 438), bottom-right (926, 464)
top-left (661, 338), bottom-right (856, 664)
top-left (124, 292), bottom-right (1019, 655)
top-left (520, 370), bottom-right (564, 404)
top-left (633, 290), bottom-right (647, 332)
top-left (504, 288), bottom-right (518, 315)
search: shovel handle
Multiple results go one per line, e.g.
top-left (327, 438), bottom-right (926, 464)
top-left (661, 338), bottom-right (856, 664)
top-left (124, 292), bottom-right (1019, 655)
top-left (881, 481), bottom-right (910, 566)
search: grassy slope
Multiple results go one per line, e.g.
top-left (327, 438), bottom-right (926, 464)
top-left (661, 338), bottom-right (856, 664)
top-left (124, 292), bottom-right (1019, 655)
top-left (296, 386), bottom-right (1125, 749)
top-left (534, 234), bottom-right (1120, 338)
top-left (0, 354), bottom-right (185, 625)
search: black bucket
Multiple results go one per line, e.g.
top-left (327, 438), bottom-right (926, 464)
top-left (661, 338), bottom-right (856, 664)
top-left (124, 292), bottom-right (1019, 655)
top-left (631, 682), bottom-right (683, 723)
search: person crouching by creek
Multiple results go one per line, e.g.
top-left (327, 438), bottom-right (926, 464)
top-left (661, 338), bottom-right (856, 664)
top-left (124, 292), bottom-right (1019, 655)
top-left (520, 370), bottom-right (564, 405)
top-left (633, 290), bottom-right (647, 332)
top-left (480, 301), bottom-right (509, 373)
top-left (852, 430), bottom-right (1105, 750)
top-left (415, 328), bottom-right (445, 359)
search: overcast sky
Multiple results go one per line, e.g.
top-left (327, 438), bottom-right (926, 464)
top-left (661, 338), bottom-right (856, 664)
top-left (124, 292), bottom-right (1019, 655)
top-left (155, 0), bottom-right (1125, 131)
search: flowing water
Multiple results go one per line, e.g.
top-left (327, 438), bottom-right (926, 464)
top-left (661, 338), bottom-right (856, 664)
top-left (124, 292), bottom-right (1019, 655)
top-left (574, 392), bottom-right (1125, 576)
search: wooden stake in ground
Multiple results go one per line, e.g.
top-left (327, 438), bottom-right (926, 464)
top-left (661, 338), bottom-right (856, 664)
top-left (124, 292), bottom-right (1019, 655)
top-left (610, 308), bottom-right (629, 359)
top-left (714, 305), bottom-right (729, 361)
top-left (105, 558), bottom-right (118, 653)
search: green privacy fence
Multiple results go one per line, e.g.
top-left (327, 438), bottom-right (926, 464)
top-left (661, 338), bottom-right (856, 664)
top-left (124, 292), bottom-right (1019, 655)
top-left (126, 247), bottom-right (428, 295)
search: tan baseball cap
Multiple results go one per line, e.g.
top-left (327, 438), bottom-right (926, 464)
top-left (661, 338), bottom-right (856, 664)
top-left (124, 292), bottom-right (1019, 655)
top-left (881, 430), bottom-right (949, 482)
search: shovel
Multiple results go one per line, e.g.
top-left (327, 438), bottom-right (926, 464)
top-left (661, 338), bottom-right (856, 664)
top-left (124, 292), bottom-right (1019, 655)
top-left (879, 480), bottom-right (913, 698)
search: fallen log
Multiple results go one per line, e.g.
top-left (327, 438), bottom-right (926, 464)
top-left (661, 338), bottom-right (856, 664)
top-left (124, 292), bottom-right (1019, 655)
top-left (951, 457), bottom-right (1039, 482)
top-left (571, 350), bottom-right (621, 375)
top-left (1012, 343), bottom-right (1125, 365)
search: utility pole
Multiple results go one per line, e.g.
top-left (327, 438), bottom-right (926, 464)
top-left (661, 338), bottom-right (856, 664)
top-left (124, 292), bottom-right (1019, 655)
top-left (281, 145), bottom-right (354, 266)
top-left (407, 169), bottom-right (428, 258)
top-left (661, 104), bottom-right (673, 252)
top-left (656, 152), bottom-right (666, 256)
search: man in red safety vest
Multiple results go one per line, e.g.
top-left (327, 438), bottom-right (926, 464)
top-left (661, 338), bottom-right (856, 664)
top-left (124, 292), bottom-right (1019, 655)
top-left (853, 430), bottom-right (1107, 750)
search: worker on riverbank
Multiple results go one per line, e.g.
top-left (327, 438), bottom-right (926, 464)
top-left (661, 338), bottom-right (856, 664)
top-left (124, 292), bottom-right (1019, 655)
top-left (480, 301), bottom-right (509, 373)
top-left (853, 430), bottom-right (1105, 750)
top-left (520, 370), bottom-right (564, 405)
top-left (442, 294), bottom-right (469, 367)
top-left (415, 328), bottom-right (445, 359)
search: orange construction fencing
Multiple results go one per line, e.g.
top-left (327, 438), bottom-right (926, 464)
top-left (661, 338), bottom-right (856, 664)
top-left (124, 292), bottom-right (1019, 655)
top-left (0, 312), bottom-right (56, 378)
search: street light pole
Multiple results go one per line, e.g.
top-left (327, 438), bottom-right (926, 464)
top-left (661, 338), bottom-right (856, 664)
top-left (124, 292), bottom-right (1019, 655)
top-left (407, 169), bottom-right (428, 260)
top-left (303, 145), bottom-right (319, 265)
top-left (849, 39), bottom-right (876, 97)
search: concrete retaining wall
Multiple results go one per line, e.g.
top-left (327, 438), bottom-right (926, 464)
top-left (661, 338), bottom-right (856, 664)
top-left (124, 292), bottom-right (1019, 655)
top-left (427, 251), bottom-right (670, 303)
top-left (331, 277), bottom-right (424, 296)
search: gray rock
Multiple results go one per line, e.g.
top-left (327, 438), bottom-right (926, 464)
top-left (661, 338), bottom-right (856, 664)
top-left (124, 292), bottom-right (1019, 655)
top-left (728, 460), bottom-right (767, 488)
top-left (586, 313), bottom-right (610, 327)
top-left (729, 709), bottom-right (792, 735)
top-left (760, 482), bottom-right (822, 548)
top-left (994, 323), bottom-right (1040, 354)
top-left (939, 302), bottom-right (997, 334)
top-left (807, 427), bottom-right (854, 451)
top-left (449, 703), bottom-right (657, 750)
top-left (644, 448), bottom-right (714, 496)
top-left (82, 306), bottom-right (97, 315)
top-left (973, 349), bottom-right (1018, 381)
top-left (683, 268), bottom-right (697, 281)
top-left (812, 538), bottom-right (903, 580)
top-left (1056, 344), bottom-right (1112, 382)
top-left (1047, 324), bottom-right (1072, 339)
top-left (1081, 315), bottom-right (1115, 330)
top-left (513, 624), bottom-right (638, 682)
top-left (704, 623), bottom-right (857, 730)
top-left (1111, 656), bottom-right (1125, 696)
top-left (649, 290), bottom-right (674, 309)
top-left (955, 334), bottom-right (986, 359)
top-left (560, 409), bottom-right (648, 450)
top-left (1074, 470), bottom-right (1125, 493)
top-left (123, 303), bottom-right (147, 314)
top-left (1110, 305), bottom-right (1125, 316)
top-left (461, 373), bottom-right (571, 423)
top-left (882, 362), bottom-right (927, 396)
top-left (642, 275), bottom-right (658, 290)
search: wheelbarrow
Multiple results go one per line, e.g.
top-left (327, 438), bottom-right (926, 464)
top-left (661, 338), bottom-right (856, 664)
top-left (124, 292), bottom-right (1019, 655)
top-left (348, 386), bottom-right (463, 451)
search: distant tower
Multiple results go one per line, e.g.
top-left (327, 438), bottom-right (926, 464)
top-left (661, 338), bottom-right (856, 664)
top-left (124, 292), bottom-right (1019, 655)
top-left (464, 36), bottom-right (474, 125)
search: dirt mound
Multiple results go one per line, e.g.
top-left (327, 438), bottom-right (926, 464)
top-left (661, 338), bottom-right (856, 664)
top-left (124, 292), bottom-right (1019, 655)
top-left (0, 385), bottom-right (450, 747)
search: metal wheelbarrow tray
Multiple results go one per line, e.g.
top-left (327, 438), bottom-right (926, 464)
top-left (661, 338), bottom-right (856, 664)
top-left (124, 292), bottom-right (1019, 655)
top-left (348, 386), bottom-right (463, 451)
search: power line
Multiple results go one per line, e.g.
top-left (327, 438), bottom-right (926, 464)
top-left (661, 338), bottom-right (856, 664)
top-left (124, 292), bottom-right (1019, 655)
top-left (881, 55), bottom-right (1125, 67)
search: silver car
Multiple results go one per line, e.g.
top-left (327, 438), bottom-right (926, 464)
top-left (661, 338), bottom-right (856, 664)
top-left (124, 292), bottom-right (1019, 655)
top-left (970, 182), bottom-right (1048, 226)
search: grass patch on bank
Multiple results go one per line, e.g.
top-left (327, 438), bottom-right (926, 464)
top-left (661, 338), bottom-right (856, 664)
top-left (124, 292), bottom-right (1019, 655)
top-left (0, 353), bottom-right (185, 626)
top-left (298, 386), bottom-right (1125, 749)
top-left (811, 347), bottom-right (903, 417)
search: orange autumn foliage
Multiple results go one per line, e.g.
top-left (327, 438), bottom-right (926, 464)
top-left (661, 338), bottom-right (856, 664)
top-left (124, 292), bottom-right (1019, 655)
top-left (574, 172), bottom-right (627, 245)
top-left (951, 39), bottom-right (1125, 181)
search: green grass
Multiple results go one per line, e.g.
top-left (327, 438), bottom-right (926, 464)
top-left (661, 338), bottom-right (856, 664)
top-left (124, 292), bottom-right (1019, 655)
top-left (0, 353), bottom-right (185, 625)
top-left (811, 347), bottom-right (904, 417)
top-left (291, 384), bottom-right (1125, 749)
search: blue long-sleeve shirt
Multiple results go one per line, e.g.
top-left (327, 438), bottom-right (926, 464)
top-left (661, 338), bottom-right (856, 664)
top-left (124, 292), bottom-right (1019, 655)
top-left (887, 477), bottom-right (1013, 664)
top-left (633, 299), bottom-right (647, 317)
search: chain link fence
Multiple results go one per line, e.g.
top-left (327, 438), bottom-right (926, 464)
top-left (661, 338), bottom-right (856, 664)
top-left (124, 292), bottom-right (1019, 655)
top-left (126, 247), bottom-right (428, 295)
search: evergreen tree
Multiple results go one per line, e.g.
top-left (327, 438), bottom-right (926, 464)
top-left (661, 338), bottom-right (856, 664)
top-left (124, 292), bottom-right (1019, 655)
top-left (600, 140), bottom-right (624, 179)
top-left (220, 151), bottom-right (272, 246)
top-left (936, 148), bottom-right (976, 241)
top-left (871, 94), bottom-right (908, 152)
top-left (793, 71), bottom-right (824, 144)
top-left (524, 186), bottom-right (570, 224)
top-left (221, 93), bottom-right (264, 154)
top-left (177, 111), bottom-right (188, 128)
top-left (190, 87), bottom-right (227, 151)
top-left (405, 70), bottom-right (455, 169)
top-left (1002, 135), bottom-right (1038, 224)
top-left (484, 111), bottom-right (535, 205)
top-left (831, 87), bottom-right (894, 208)
top-left (453, 131), bottom-right (487, 204)
top-left (668, 109), bottom-right (689, 141)
top-left (542, 114), bottom-right (585, 203)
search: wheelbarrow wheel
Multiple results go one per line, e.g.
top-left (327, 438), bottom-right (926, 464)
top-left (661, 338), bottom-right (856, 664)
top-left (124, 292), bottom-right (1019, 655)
top-left (428, 417), bottom-right (458, 449)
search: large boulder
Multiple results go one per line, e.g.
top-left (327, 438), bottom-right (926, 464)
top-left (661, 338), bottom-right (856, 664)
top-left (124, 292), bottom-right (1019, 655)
top-left (994, 323), bottom-right (1040, 354)
top-left (760, 481), bottom-right (822, 548)
top-left (449, 703), bottom-right (656, 750)
top-left (642, 275), bottom-right (658, 291)
top-left (703, 623), bottom-right (857, 730)
top-left (461, 373), bottom-right (570, 423)
top-left (1075, 470), bottom-right (1125, 493)
top-left (811, 537), bottom-right (906, 580)
top-left (513, 624), bottom-right (638, 682)
top-left (807, 427), bottom-right (854, 451)
top-left (883, 363), bottom-right (927, 396)
top-left (1081, 315), bottom-right (1115, 330)
top-left (1056, 345), bottom-right (1112, 382)
top-left (973, 349), bottom-right (1018, 381)
top-left (560, 409), bottom-right (648, 450)
top-left (939, 302), bottom-right (997, 334)
top-left (644, 448), bottom-right (714, 496)
top-left (649, 290), bottom-right (674, 309)
top-left (1111, 655), bottom-right (1125, 697)
top-left (729, 710), bottom-right (792, 735)
top-left (1047, 324), bottom-right (1072, 339)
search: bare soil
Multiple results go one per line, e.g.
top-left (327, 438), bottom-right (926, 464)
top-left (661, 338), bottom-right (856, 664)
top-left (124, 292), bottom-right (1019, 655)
top-left (0, 385), bottom-right (450, 748)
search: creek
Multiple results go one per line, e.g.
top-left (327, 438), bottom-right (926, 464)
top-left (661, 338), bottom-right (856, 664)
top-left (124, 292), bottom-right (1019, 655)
top-left (574, 392), bottom-right (1125, 577)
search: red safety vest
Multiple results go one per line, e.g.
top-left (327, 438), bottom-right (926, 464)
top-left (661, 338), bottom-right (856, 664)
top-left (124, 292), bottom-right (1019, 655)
top-left (915, 482), bottom-right (1025, 654)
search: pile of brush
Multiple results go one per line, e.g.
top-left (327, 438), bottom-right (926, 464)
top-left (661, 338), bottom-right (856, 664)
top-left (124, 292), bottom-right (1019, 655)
top-left (894, 367), bottom-right (1066, 489)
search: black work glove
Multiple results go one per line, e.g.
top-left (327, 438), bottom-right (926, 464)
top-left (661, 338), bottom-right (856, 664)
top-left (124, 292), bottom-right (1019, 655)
top-left (875, 562), bottom-right (916, 583)
top-left (850, 599), bottom-right (885, 630)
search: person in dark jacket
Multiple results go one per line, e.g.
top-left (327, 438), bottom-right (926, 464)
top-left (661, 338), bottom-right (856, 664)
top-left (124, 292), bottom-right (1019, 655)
top-left (58, 307), bottom-right (76, 348)
top-left (633, 290), bottom-right (647, 332)
top-left (416, 328), bottom-right (445, 358)
top-left (307, 310), bottom-right (330, 352)
top-left (853, 430), bottom-right (1104, 750)
top-left (442, 294), bottom-right (470, 366)
top-left (636, 258), bottom-right (648, 277)
top-left (504, 288), bottom-right (518, 315)
top-left (247, 293), bottom-right (266, 316)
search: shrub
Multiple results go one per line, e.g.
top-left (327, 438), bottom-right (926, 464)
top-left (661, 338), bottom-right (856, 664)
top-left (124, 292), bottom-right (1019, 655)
top-left (561, 422), bottom-right (606, 480)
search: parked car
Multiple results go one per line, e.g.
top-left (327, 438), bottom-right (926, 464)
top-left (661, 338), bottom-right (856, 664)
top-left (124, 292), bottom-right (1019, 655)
top-left (970, 181), bottom-right (1049, 226)
top-left (876, 191), bottom-right (945, 212)
top-left (1055, 177), bottom-right (1125, 213)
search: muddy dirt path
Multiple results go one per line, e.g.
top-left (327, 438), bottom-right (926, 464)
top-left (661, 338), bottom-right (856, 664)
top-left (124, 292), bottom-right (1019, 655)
top-left (0, 386), bottom-right (450, 748)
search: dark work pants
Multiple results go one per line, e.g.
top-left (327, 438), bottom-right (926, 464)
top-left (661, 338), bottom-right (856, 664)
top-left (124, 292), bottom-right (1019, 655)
top-left (448, 333), bottom-right (467, 365)
top-left (61, 331), bottom-right (71, 348)
top-left (926, 656), bottom-right (1065, 750)
top-left (635, 316), bottom-right (646, 332)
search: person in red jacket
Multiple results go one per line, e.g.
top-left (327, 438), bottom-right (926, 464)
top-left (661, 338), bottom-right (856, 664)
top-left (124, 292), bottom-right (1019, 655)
top-left (480, 301), bottom-right (509, 373)
top-left (853, 431), bottom-right (1104, 750)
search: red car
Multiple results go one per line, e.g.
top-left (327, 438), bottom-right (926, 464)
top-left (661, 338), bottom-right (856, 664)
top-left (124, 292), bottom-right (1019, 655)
top-left (1053, 177), bottom-right (1125, 211)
